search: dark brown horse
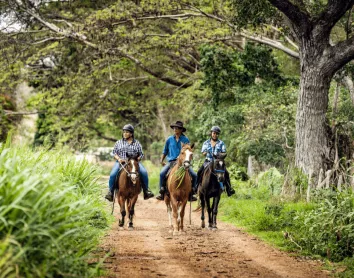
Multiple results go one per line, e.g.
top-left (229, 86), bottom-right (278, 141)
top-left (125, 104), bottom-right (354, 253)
top-left (199, 153), bottom-right (227, 230)
top-left (165, 143), bottom-right (194, 236)
top-left (116, 154), bottom-right (141, 230)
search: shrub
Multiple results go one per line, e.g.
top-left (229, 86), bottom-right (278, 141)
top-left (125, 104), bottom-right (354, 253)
top-left (0, 143), bottom-right (110, 277)
top-left (291, 192), bottom-right (354, 261)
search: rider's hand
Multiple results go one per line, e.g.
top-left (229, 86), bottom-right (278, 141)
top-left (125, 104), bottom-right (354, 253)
top-left (119, 159), bottom-right (126, 164)
top-left (161, 160), bottom-right (166, 166)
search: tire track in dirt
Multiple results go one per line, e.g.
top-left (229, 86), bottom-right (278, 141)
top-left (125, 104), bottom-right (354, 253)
top-left (100, 197), bottom-right (329, 278)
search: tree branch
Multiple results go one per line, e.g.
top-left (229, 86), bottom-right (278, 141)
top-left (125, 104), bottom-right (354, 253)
top-left (20, 7), bottom-right (191, 88)
top-left (330, 35), bottom-right (354, 73)
top-left (4, 110), bottom-right (38, 115)
top-left (89, 126), bottom-right (117, 143)
top-left (317, 0), bottom-right (354, 33)
top-left (267, 0), bottom-right (311, 35)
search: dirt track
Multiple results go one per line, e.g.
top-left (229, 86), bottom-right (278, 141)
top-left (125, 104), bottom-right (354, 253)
top-left (100, 196), bottom-right (330, 278)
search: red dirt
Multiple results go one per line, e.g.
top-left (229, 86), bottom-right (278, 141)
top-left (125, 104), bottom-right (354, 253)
top-left (100, 197), bottom-right (330, 278)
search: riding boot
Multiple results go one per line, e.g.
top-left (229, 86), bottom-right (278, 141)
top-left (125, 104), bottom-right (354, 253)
top-left (143, 188), bottom-right (154, 200)
top-left (156, 187), bottom-right (165, 201)
top-left (188, 191), bottom-right (197, 202)
top-left (105, 190), bottom-right (113, 202)
top-left (225, 170), bottom-right (235, 197)
top-left (225, 183), bottom-right (235, 197)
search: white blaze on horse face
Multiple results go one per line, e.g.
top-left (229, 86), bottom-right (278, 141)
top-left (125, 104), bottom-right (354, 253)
top-left (219, 161), bottom-right (223, 167)
top-left (185, 149), bottom-right (192, 162)
top-left (130, 160), bottom-right (137, 184)
top-left (183, 149), bottom-right (193, 168)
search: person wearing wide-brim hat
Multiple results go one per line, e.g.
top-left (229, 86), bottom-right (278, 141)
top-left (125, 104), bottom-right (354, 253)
top-left (156, 121), bottom-right (197, 201)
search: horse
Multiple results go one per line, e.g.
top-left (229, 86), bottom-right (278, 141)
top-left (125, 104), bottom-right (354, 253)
top-left (199, 153), bottom-right (227, 230)
top-left (165, 143), bottom-right (194, 236)
top-left (116, 154), bottom-right (141, 230)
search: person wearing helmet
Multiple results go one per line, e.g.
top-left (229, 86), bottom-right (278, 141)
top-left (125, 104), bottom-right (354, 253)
top-left (155, 121), bottom-right (198, 201)
top-left (196, 126), bottom-right (235, 196)
top-left (105, 124), bottom-right (154, 201)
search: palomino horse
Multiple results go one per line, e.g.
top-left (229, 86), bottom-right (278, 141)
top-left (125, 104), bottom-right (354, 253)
top-left (199, 153), bottom-right (227, 230)
top-left (116, 154), bottom-right (141, 230)
top-left (165, 143), bottom-right (194, 235)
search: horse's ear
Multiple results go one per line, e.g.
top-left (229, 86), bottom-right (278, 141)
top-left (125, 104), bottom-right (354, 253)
top-left (218, 153), bottom-right (227, 159)
top-left (190, 143), bottom-right (194, 149)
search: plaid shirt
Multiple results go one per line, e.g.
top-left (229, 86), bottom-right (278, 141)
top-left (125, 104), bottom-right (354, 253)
top-left (201, 139), bottom-right (226, 161)
top-left (112, 139), bottom-right (144, 160)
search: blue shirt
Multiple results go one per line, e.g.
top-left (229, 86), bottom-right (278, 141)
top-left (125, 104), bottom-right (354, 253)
top-left (201, 139), bottom-right (226, 161)
top-left (162, 134), bottom-right (190, 162)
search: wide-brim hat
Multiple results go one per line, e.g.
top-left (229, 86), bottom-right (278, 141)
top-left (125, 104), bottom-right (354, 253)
top-left (170, 121), bottom-right (186, 132)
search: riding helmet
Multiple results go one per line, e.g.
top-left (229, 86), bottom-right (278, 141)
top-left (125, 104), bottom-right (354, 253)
top-left (210, 126), bottom-right (221, 134)
top-left (122, 124), bottom-right (134, 134)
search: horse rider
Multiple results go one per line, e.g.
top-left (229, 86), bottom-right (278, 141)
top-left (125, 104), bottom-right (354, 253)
top-left (197, 126), bottom-right (235, 196)
top-left (105, 124), bottom-right (154, 201)
top-left (155, 121), bottom-right (198, 201)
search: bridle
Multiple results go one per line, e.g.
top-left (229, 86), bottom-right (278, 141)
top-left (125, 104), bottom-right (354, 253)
top-left (118, 159), bottom-right (139, 184)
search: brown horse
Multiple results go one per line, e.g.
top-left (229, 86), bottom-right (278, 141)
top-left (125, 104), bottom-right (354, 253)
top-left (165, 143), bottom-right (194, 236)
top-left (116, 154), bottom-right (141, 230)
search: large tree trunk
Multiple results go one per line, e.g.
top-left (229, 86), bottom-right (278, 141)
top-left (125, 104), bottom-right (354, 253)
top-left (295, 41), bottom-right (333, 175)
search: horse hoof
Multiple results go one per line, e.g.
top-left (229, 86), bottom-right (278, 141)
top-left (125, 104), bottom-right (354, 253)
top-left (173, 231), bottom-right (179, 236)
top-left (212, 227), bottom-right (218, 231)
top-left (208, 226), bottom-right (213, 230)
top-left (128, 226), bottom-right (134, 231)
top-left (201, 222), bottom-right (205, 228)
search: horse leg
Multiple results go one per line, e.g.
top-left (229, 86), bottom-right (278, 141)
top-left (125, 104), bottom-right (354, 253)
top-left (212, 195), bottom-right (221, 230)
top-left (171, 198), bottom-right (179, 236)
top-left (165, 196), bottom-right (173, 231)
top-left (128, 195), bottom-right (138, 230)
top-left (179, 200), bottom-right (188, 234)
top-left (118, 195), bottom-right (126, 228)
top-left (200, 193), bottom-right (206, 228)
top-left (206, 196), bottom-right (213, 229)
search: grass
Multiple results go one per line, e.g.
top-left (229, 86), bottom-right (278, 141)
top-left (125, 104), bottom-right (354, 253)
top-left (217, 178), bottom-right (354, 277)
top-left (0, 142), bottom-right (112, 277)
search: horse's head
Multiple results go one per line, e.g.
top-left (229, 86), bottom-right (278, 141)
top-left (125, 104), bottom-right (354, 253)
top-left (126, 153), bottom-right (140, 185)
top-left (212, 153), bottom-right (227, 183)
top-left (179, 143), bottom-right (194, 170)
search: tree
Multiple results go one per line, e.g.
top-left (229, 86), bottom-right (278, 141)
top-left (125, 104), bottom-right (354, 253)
top-left (263, 0), bottom-right (354, 175)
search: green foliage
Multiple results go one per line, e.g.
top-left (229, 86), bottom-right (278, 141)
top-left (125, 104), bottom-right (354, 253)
top-left (257, 168), bottom-right (284, 196)
top-left (230, 0), bottom-right (279, 29)
top-left (291, 192), bottom-right (354, 262)
top-left (0, 144), bottom-right (111, 277)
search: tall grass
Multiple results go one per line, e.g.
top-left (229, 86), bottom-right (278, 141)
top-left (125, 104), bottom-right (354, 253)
top-left (0, 142), bottom-right (110, 277)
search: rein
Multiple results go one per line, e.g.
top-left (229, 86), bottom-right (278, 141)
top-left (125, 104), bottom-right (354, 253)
top-left (118, 160), bottom-right (138, 178)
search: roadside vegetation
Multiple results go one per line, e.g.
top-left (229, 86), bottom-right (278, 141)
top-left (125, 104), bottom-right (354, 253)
top-left (218, 168), bottom-right (354, 277)
top-left (0, 140), bottom-right (111, 278)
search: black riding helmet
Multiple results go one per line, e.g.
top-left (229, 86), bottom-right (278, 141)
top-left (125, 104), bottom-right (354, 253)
top-left (122, 124), bottom-right (134, 135)
top-left (210, 126), bottom-right (221, 134)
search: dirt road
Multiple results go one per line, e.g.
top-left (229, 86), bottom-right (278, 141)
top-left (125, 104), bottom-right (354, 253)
top-left (100, 197), bottom-right (329, 278)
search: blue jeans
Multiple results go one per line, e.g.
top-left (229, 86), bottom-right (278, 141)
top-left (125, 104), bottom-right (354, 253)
top-left (108, 161), bottom-right (149, 192)
top-left (159, 162), bottom-right (197, 190)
